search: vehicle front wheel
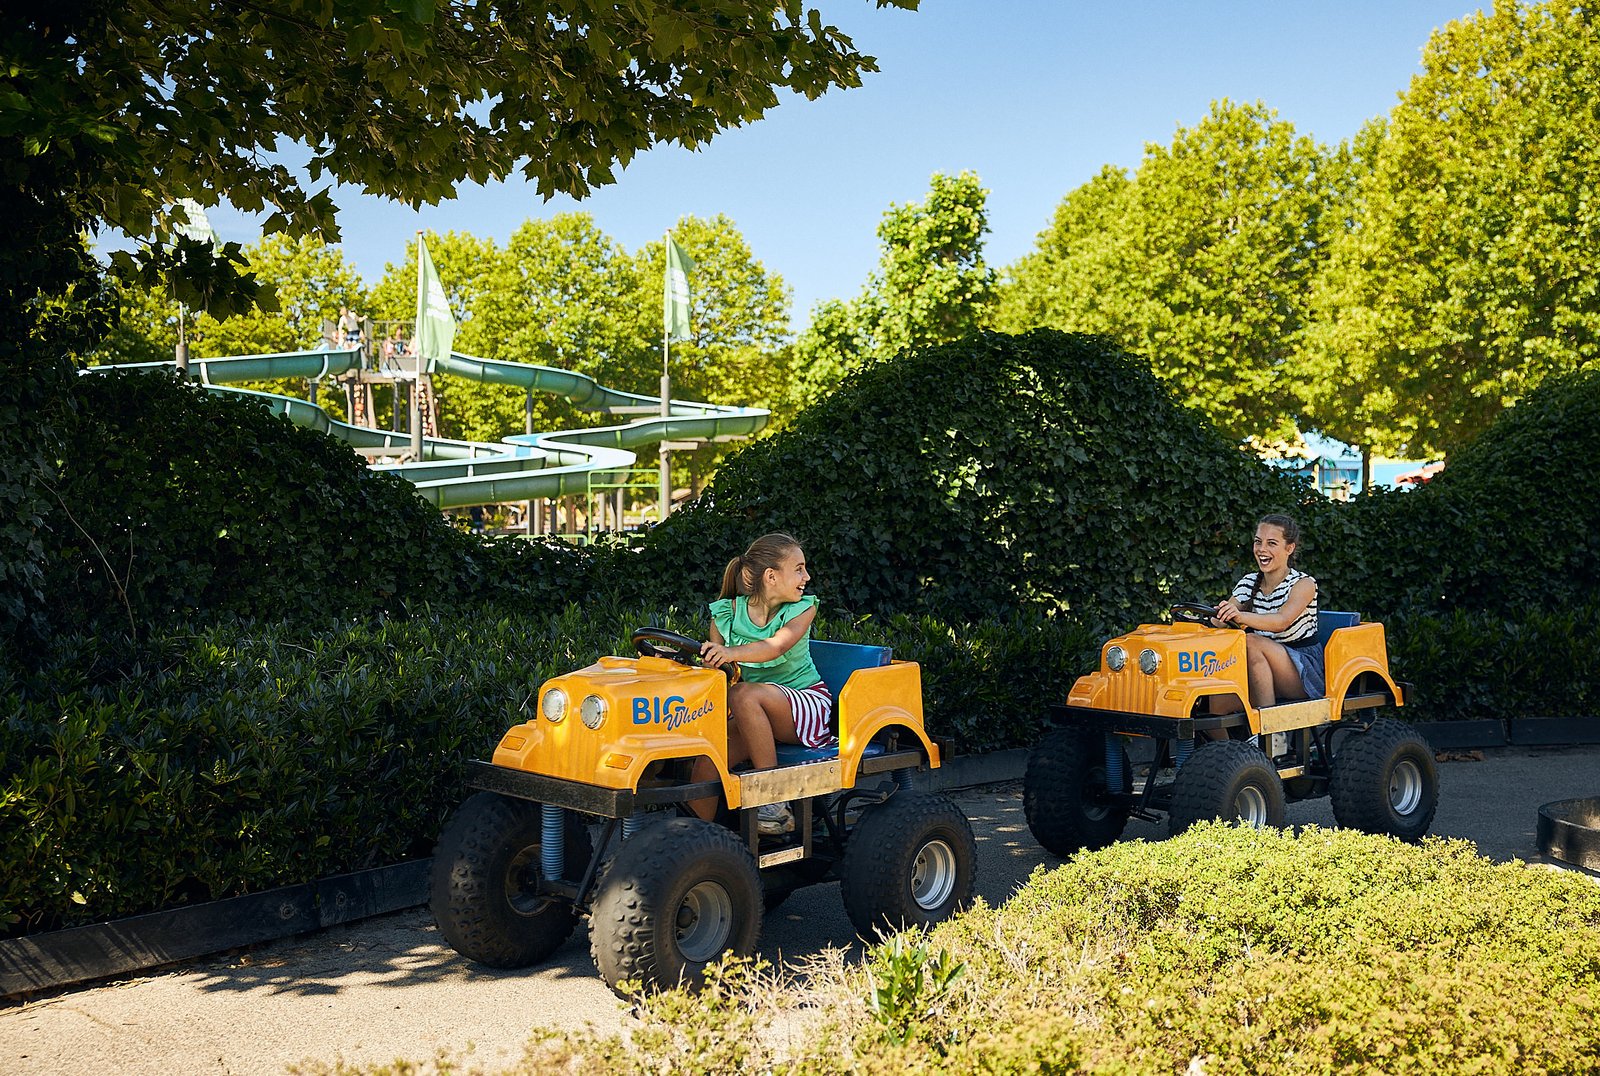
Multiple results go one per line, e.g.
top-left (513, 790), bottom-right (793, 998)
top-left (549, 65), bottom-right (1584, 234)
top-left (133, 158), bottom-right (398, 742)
top-left (1329, 717), bottom-right (1439, 841)
top-left (589, 817), bottom-right (762, 995)
top-left (1167, 740), bottom-right (1286, 835)
top-left (429, 792), bottom-right (592, 968)
top-left (840, 790), bottom-right (976, 939)
top-left (1024, 729), bottom-right (1132, 857)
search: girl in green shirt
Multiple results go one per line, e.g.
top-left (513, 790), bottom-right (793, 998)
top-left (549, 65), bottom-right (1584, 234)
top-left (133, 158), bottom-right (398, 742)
top-left (692, 533), bottom-right (831, 835)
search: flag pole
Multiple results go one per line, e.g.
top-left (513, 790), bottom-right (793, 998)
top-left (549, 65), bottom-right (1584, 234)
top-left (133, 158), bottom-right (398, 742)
top-left (659, 229), bottom-right (672, 524)
top-left (411, 231), bottom-right (424, 462)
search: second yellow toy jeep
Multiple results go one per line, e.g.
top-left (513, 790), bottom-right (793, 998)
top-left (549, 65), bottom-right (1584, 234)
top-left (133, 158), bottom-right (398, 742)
top-left (429, 628), bottom-right (976, 994)
top-left (1025, 605), bottom-right (1438, 855)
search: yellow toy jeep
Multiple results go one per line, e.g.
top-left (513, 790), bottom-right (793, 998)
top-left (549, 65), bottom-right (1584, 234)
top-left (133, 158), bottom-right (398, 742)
top-left (429, 628), bottom-right (976, 994)
top-left (1025, 606), bottom-right (1437, 855)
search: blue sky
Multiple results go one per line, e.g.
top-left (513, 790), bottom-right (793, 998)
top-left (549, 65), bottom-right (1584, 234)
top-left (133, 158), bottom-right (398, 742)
top-left (209, 1), bottom-right (1480, 329)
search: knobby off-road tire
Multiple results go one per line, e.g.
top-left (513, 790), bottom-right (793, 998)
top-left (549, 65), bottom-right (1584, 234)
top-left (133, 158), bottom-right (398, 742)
top-left (1329, 716), bottom-right (1439, 841)
top-left (1024, 729), bottom-right (1132, 857)
top-left (589, 817), bottom-right (762, 995)
top-left (429, 792), bottom-right (593, 968)
top-left (840, 790), bottom-right (977, 939)
top-left (1167, 740), bottom-right (1287, 836)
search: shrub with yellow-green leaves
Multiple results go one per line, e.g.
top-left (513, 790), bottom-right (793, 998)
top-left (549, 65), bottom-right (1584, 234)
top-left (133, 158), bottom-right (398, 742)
top-left (357, 824), bottom-right (1600, 1076)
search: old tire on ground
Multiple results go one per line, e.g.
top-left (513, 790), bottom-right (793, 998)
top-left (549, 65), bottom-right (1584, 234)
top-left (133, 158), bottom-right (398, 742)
top-left (840, 790), bottom-right (976, 939)
top-left (589, 816), bottom-right (762, 994)
top-left (1329, 716), bottom-right (1439, 841)
top-left (1167, 740), bottom-right (1286, 836)
top-left (1024, 729), bottom-right (1132, 857)
top-left (429, 792), bottom-right (592, 968)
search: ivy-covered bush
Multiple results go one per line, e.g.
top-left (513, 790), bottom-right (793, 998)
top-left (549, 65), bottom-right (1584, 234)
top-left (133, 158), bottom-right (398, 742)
top-left (1385, 603), bottom-right (1600, 723)
top-left (0, 603), bottom-right (1094, 935)
top-left (635, 330), bottom-right (1312, 626)
top-left (1309, 368), bottom-right (1600, 619)
top-left (423, 825), bottom-right (1600, 1075)
top-left (40, 371), bottom-right (591, 640)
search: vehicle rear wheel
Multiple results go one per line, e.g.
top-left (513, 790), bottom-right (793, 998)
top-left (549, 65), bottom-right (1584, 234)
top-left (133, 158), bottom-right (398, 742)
top-left (429, 792), bottom-right (592, 968)
top-left (1167, 740), bottom-right (1286, 835)
top-left (1329, 717), bottom-right (1439, 841)
top-left (589, 817), bottom-right (762, 995)
top-left (1024, 729), bottom-right (1132, 857)
top-left (840, 790), bottom-right (976, 938)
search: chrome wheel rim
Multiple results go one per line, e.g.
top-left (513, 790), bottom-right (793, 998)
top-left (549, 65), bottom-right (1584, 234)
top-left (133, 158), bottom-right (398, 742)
top-left (1390, 759), bottom-right (1424, 816)
top-left (910, 838), bottom-right (958, 911)
top-left (675, 881), bottom-right (734, 962)
top-left (1234, 785), bottom-right (1270, 826)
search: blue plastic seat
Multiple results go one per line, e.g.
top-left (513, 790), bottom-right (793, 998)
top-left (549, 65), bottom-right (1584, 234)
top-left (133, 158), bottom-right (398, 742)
top-left (1314, 610), bottom-right (1360, 648)
top-left (772, 641), bottom-right (892, 765)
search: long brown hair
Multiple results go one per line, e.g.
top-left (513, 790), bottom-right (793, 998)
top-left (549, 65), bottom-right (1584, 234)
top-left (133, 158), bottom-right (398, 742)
top-left (718, 533), bottom-right (803, 600)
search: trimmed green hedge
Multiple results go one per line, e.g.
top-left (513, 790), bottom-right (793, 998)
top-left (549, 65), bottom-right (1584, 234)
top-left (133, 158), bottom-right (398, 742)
top-left (8, 331), bottom-right (1600, 940)
top-left (634, 330), bottom-right (1308, 626)
top-left (39, 370), bottom-right (593, 640)
top-left (0, 604), bottom-right (1096, 936)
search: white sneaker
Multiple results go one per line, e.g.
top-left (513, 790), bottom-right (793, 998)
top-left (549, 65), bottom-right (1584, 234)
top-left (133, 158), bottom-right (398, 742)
top-left (756, 801), bottom-right (794, 836)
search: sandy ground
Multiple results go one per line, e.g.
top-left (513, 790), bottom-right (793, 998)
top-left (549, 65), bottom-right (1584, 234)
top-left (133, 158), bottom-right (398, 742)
top-left (4, 746), bottom-right (1597, 1075)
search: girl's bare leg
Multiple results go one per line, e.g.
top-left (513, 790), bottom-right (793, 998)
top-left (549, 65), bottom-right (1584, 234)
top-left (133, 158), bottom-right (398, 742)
top-left (1245, 634), bottom-right (1306, 707)
top-left (728, 682), bottom-right (800, 769)
top-left (688, 724), bottom-right (751, 821)
top-left (687, 684), bottom-right (805, 819)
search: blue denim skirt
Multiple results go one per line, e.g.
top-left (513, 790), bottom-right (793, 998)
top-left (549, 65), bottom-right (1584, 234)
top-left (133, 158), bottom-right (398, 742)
top-left (1284, 643), bottom-right (1327, 699)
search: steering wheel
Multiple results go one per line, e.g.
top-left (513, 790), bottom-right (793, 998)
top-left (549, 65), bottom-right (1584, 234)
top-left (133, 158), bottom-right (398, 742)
top-left (631, 626), bottom-right (741, 680)
top-left (1170, 602), bottom-right (1221, 624)
top-left (632, 627), bottom-right (705, 663)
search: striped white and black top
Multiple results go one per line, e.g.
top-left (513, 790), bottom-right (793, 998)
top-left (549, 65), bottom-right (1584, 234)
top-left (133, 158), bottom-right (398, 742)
top-left (1231, 568), bottom-right (1319, 647)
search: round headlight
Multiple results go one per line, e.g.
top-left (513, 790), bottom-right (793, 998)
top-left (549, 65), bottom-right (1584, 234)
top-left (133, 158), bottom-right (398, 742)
top-left (541, 687), bottom-right (568, 723)
top-left (1106, 645), bottom-right (1127, 672)
top-left (1138, 648), bottom-right (1161, 675)
top-left (580, 694), bottom-right (607, 730)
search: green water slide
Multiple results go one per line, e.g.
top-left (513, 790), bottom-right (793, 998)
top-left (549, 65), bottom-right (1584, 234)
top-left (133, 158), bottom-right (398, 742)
top-left (92, 348), bottom-right (770, 509)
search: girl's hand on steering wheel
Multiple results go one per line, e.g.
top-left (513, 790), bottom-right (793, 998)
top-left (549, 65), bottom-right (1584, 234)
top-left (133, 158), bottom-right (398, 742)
top-left (699, 641), bottom-right (732, 669)
top-left (1213, 599), bottom-right (1241, 626)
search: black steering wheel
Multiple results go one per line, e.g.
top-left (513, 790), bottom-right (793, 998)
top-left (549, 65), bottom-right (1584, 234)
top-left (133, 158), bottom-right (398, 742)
top-left (631, 627), bottom-right (705, 663)
top-left (631, 626), bottom-right (741, 680)
top-left (1170, 602), bottom-right (1221, 624)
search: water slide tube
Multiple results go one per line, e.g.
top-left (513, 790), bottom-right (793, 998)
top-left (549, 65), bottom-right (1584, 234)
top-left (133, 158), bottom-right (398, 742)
top-left (90, 348), bottom-right (769, 509)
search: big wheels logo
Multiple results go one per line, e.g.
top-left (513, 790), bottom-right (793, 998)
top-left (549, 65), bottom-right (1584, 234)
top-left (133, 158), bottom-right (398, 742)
top-left (632, 695), bottom-right (713, 730)
top-left (1177, 651), bottom-right (1236, 675)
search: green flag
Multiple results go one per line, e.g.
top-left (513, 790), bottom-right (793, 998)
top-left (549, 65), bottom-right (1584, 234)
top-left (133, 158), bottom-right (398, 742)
top-left (175, 198), bottom-right (221, 248)
top-left (415, 235), bottom-right (456, 363)
top-left (664, 236), bottom-right (695, 343)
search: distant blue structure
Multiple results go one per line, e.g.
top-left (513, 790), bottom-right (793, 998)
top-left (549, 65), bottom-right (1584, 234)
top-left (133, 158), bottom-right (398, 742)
top-left (1263, 433), bottom-right (1439, 499)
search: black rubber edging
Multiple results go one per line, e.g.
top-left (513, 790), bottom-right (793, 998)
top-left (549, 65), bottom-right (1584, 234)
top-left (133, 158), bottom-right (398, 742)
top-left (0, 858), bottom-right (430, 1001)
top-left (1412, 718), bottom-right (1600, 751)
top-left (1538, 797), bottom-right (1600, 873)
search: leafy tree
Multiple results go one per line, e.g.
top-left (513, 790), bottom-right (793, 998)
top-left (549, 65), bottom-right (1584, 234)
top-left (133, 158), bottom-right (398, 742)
top-left (790, 171), bottom-right (995, 406)
top-left (437, 216), bottom-right (647, 443)
top-left (6, 0), bottom-right (917, 296)
top-left (1296, 0), bottom-right (1600, 458)
top-left (638, 214), bottom-right (793, 409)
top-left (89, 236), bottom-right (367, 417)
top-left (998, 101), bottom-right (1346, 443)
top-left (872, 170), bottom-right (996, 357)
top-left (1, 0), bottom-right (916, 640)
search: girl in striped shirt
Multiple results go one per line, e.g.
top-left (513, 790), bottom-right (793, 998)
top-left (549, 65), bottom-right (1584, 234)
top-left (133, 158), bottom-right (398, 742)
top-left (695, 533), bottom-right (832, 835)
top-left (1210, 513), bottom-right (1325, 706)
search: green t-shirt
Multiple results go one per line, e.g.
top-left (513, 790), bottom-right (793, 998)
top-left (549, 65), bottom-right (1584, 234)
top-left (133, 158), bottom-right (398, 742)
top-left (707, 595), bottom-right (822, 690)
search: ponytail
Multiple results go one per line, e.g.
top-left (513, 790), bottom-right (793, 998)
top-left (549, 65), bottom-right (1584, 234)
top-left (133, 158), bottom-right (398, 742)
top-left (717, 554), bottom-right (746, 599)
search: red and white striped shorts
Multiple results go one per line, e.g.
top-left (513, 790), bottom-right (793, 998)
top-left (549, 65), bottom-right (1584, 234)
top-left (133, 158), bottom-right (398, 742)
top-left (777, 682), bottom-right (836, 748)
